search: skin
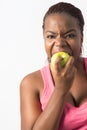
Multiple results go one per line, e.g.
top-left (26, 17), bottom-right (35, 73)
top-left (20, 13), bottom-right (87, 130)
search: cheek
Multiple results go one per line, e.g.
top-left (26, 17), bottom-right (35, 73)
top-left (73, 42), bottom-right (82, 58)
top-left (44, 40), bottom-right (53, 58)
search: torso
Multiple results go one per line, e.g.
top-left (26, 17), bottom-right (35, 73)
top-left (67, 58), bottom-right (87, 107)
top-left (30, 58), bottom-right (87, 108)
top-left (67, 70), bottom-right (87, 107)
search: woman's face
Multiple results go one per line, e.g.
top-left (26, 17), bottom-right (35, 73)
top-left (43, 13), bottom-right (83, 62)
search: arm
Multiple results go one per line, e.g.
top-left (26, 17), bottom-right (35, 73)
top-left (20, 71), bottom-right (42, 130)
top-left (20, 57), bottom-right (76, 130)
top-left (20, 75), bottom-right (65, 130)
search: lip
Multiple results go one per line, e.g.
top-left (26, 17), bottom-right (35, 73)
top-left (52, 49), bottom-right (73, 57)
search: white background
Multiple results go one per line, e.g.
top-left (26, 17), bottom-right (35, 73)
top-left (0, 0), bottom-right (87, 130)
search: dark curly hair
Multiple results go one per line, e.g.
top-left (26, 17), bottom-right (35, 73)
top-left (42, 2), bottom-right (84, 35)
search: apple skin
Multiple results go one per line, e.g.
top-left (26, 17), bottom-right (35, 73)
top-left (51, 52), bottom-right (70, 68)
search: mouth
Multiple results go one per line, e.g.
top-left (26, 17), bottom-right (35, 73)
top-left (52, 49), bottom-right (73, 57)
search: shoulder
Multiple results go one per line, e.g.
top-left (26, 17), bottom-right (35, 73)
top-left (20, 69), bottom-right (44, 97)
top-left (20, 69), bottom-right (44, 129)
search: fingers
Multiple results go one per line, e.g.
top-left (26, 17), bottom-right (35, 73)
top-left (63, 56), bottom-right (77, 78)
top-left (64, 56), bottom-right (74, 72)
top-left (50, 56), bottom-right (63, 72)
top-left (50, 55), bottom-right (76, 79)
top-left (50, 56), bottom-right (76, 91)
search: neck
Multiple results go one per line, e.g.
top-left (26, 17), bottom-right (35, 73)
top-left (75, 57), bottom-right (85, 75)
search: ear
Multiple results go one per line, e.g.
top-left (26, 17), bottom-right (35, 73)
top-left (81, 36), bottom-right (83, 43)
top-left (81, 34), bottom-right (83, 45)
top-left (80, 46), bottom-right (82, 54)
top-left (80, 35), bottom-right (83, 54)
top-left (48, 57), bottom-right (51, 63)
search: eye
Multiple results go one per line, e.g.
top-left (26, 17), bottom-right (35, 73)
top-left (65, 33), bottom-right (76, 39)
top-left (46, 35), bottom-right (55, 39)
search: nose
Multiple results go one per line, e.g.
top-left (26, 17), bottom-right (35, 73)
top-left (54, 37), bottom-right (66, 47)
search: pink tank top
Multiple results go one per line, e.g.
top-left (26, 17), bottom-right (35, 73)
top-left (40, 58), bottom-right (87, 130)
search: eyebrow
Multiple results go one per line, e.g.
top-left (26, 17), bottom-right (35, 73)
top-left (64, 29), bottom-right (76, 34)
top-left (45, 29), bottom-right (76, 34)
top-left (45, 31), bottom-right (57, 34)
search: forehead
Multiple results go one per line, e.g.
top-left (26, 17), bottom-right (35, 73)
top-left (44, 13), bottom-right (79, 32)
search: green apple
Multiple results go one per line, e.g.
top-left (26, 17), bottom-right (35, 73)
top-left (51, 52), bottom-right (70, 68)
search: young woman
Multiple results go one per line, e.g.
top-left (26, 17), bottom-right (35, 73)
top-left (20, 2), bottom-right (87, 130)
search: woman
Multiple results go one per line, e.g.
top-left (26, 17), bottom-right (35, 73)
top-left (20, 2), bottom-right (87, 130)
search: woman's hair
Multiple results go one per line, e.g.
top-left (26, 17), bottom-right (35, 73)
top-left (42, 2), bottom-right (84, 35)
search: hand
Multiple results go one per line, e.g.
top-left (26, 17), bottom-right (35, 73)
top-left (50, 56), bottom-right (77, 95)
